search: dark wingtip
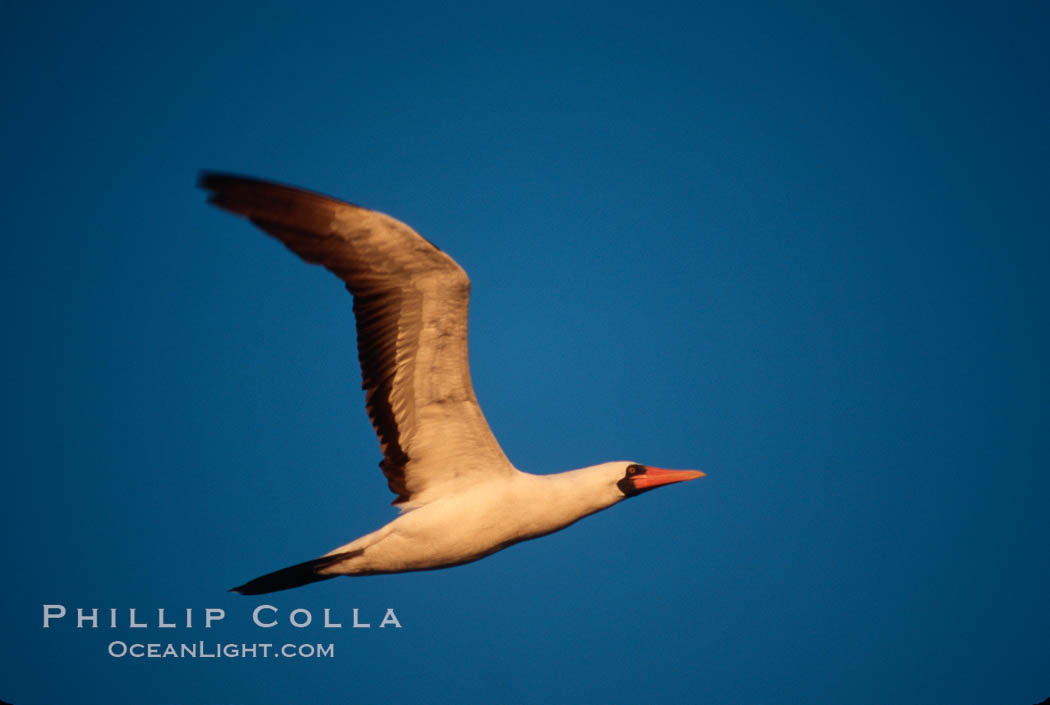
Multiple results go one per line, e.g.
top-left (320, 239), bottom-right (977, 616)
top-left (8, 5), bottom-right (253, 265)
top-left (197, 170), bottom-right (250, 212)
top-left (197, 170), bottom-right (255, 191)
top-left (196, 170), bottom-right (371, 215)
top-left (197, 169), bottom-right (227, 191)
top-left (196, 169), bottom-right (216, 189)
top-left (230, 551), bottom-right (361, 595)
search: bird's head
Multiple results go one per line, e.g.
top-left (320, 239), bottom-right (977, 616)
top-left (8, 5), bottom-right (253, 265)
top-left (552, 461), bottom-right (705, 518)
top-left (613, 462), bottom-right (705, 498)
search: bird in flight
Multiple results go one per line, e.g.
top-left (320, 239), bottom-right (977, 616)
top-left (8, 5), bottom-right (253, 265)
top-left (199, 172), bottom-right (704, 594)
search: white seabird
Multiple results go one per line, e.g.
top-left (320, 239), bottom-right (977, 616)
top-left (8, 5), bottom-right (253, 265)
top-left (199, 172), bottom-right (704, 594)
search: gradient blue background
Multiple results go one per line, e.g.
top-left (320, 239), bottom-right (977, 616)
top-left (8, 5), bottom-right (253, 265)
top-left (2, 2), bottom-right (1048, 704)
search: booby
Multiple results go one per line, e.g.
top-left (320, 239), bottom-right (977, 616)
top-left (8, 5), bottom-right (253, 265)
top-left (199, 172), bottom-right (704, 595)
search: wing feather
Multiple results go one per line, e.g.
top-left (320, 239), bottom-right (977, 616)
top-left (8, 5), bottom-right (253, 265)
top-left (199, 172), bottom-right (515, 505)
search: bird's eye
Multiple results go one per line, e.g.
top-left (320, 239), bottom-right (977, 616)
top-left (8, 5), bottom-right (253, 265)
top-left (626, 464), bottom-right (645, 476)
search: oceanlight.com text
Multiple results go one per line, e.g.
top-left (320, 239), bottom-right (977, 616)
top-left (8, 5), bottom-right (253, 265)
top-left (107, 641), bottom-right (334, 659)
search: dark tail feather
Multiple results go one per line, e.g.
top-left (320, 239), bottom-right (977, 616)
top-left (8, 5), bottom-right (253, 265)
top-left (231, 551), bottom-right (360, 595)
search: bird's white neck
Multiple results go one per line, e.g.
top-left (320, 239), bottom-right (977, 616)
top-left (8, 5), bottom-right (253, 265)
top-left (502, 464), bottom-right (628, 539)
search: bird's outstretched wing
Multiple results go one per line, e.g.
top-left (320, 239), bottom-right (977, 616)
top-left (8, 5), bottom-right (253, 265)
top-left (200, 172), bottom-right (516, 506)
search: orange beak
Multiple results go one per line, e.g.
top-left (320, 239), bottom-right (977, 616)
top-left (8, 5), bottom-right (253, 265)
top-left (630, 466), bottom-right (706, 491)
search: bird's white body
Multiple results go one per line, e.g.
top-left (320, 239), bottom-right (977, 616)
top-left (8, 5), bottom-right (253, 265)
top-left (321, 463), bottom-right (628, 575)
top-left (199, 172), bottom-right (703, 594)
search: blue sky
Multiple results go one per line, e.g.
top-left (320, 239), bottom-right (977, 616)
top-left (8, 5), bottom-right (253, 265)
top-left (2, 2), bottom-right (1048, 704)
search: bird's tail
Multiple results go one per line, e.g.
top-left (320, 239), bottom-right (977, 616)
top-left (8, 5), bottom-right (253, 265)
top-left (231, 550), bottom-right (361, 595)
